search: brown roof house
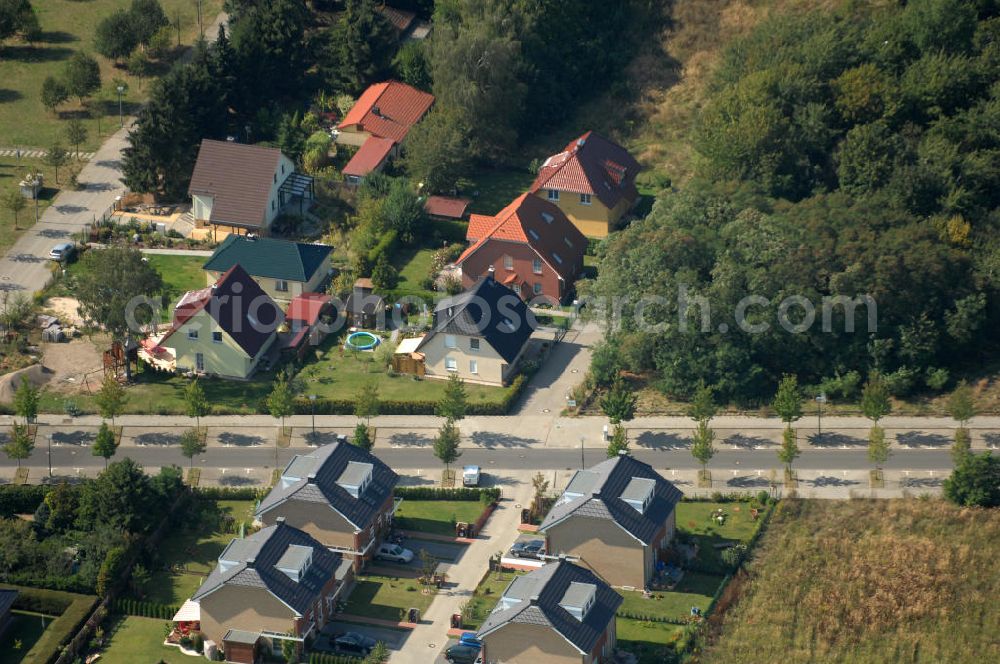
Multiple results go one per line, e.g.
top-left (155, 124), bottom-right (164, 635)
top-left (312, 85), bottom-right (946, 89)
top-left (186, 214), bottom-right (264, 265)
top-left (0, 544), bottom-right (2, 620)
top-left (530, 131), bottom-right (641, 239)
top-left (188, 139), bottom-right (314, 237)
top-left (476, 560), bottom-right (622, 664)
top-left (539, 453), bottom-right (684, 588)
top-left (190, 519), bottom-right (352, 663)
top-left (255, 441), bottom-right (399, 571)
top-left (336, 81), bottom-right (434, 182)
top-left (459, 193), bottom-right (586, 304)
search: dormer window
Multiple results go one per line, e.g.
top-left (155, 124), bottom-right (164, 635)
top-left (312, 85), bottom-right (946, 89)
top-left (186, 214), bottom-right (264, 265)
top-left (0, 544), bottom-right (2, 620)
top-left (275, 544), bottom-right (313, 583)
top-left (564, 237), bottom-right (573, 248)
top-left (559, 582), bottom-right (596, 621)
top-left (621, 477), bottom-right (656, 514)
top-left (337, 461), bottom-right (373, 499)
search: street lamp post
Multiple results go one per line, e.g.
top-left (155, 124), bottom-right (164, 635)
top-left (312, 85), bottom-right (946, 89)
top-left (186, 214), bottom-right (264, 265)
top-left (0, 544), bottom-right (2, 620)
top-left (47, 435), bottom-right (52, 478)
top-left (815, 393), bottom-right (827, 436)
top-left (117, 85), bottom-right (125, 127)
top-left (580, 436), bottom-right (585, 470)
top-left (309, 394), bottom-right (317, 438)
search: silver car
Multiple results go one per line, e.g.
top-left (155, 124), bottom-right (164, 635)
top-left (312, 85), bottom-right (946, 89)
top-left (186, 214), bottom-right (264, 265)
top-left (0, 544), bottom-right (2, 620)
top-left (49, 243), bottom-right (75, 261)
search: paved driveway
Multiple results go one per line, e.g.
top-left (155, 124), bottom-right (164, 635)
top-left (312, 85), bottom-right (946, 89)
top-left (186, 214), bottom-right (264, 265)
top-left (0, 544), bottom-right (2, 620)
top-left (314, 621), bottom-right (410, 652)
top-left (516, 321), bottom-right (599, 415)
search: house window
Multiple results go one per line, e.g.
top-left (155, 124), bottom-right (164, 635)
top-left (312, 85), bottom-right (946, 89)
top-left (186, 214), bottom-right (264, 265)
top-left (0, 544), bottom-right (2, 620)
top-left (512, 284), bottom-right (521, 294)
top-left (445, 356), bottom-right (457, 371)
top-left (212, 331), bottom-right (222, 344)
top-left (470, 338), bottom-right (480, 351)
top-left (187, 329), bottom-right (198, 340)
top-left (274, 173), bottom-right (277, 183)
top-left (534, 283), bottom-right (543, 295)
top-left (503, 255), bottom-right (513, 270)
top-left (445, 334), bottom-right (457, 348)
top-left (469, 360), bottom-right (478, 374)
top-left (281, 165), bottom-right (285, 174)
top-left (547, 189), bottom-right (559, 201)
top-left (275, 279), bottom-right (289, 292)
top-left (580, 193), bottom-right (592, 205)
top-left (532, 259), bottom-right (543, 274)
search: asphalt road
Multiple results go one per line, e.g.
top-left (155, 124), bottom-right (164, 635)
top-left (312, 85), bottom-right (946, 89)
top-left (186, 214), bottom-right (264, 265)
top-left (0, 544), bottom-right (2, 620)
top-left (11, 445), bottom-right (955, 473)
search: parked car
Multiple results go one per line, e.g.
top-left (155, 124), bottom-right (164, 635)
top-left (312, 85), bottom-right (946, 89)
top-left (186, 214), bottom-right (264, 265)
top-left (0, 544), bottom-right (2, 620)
top-left (509, 539), bottom-right (545, 559)
top-left (445, 642), bottom-right (481, 663)
top-left (462, 465), bottom-right (481, 487)
top-left (376, 542), bottom-right (414, 564)
top-left (49, 243), bottom-right (75, 262)
top-left (333, 632), bottom-right (377, 655)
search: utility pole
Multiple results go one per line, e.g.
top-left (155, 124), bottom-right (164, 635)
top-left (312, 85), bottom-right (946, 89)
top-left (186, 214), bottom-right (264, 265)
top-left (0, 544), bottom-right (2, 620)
top-left (816, 393), bottom-right (827, 437)
top-left (580, 436), bottom-right (585, 470)
top-left (47, 435), bottom-right (52, 478)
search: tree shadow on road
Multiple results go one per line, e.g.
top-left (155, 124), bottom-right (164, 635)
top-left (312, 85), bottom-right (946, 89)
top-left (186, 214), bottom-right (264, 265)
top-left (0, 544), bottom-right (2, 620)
top-left (52, 430), bottom-right (94, 445)
top-left (901, 476), bottom-right (945, 488)
top-left (635, 431), bottom-right (689, 449)
top-left (134, 431), bottom-right (180, 446)
top-left (218, 432), bottom-right (264, 447)
top-left (726, 475), bottom-right (771, 488)
top-left (388, 431), bottom-right (431, 447)
top-left (805, 475), bottom-right (861, 487)
top-left (895, 431), bottom-right (951, 448)
top-left (469, 431), bottom-right (536, 448)
top-left (807, 432), bottom-right (865, 447)
top-left (725, 434), bottom-right (773, 449)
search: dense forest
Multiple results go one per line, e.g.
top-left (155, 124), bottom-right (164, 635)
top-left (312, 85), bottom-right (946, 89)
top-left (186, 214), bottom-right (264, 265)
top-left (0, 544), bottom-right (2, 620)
top-left (589, 0), bottom-right (1000, 405)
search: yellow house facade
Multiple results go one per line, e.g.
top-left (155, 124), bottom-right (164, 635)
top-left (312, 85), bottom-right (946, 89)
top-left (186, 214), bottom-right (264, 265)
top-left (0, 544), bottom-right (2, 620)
top-left (166, 307), bottom-right (275, 379)
top-left (531, 188), bottom-right (633, 239)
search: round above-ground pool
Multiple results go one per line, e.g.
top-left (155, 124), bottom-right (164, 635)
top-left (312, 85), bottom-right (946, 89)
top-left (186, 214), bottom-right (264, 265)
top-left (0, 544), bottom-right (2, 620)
top-left (345, 330), bottom-right (381, 351)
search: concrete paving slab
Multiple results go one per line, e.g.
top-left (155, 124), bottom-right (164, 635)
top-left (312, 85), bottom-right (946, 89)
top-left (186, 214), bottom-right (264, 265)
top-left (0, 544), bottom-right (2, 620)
top-left (381, 428), bottom-right (436, 448)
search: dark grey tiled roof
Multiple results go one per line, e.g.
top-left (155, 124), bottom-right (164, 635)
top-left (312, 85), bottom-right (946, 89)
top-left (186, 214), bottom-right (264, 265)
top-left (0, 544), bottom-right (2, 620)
top-left (477, 561), bottom-right (621, 653)
top-left (539, 454), bottom-right (683, 544)
top-left (255, 441), bottom-right (398, 530)
top-left (192, 522), bottom-right (342, 615)
top-left (0, 589), bottom-right (17, 615)
top-left (419, 277), bottom-right (534, 363)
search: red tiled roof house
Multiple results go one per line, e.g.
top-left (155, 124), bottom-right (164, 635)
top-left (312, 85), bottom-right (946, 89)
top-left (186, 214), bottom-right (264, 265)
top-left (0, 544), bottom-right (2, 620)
top-left (458, 194), bottom-right (586, 304)
top-left (336, 81), bottom-right (434, 183)
top-left (530, 131), bottom-right (641, 239)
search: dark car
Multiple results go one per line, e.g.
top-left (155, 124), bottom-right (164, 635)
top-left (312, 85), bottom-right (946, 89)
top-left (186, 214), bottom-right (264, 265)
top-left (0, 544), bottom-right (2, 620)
top-left (445, 642), bottom-right (481, 663)
top-left (333, 632), bottom-right (377, 655)
top-left (510, 539), bottom-right (545, 559)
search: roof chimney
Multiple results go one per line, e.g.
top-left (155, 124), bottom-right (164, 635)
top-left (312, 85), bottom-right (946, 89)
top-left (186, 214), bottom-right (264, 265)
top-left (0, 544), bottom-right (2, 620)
top-left (372, 105), bottom-right (381, 117)
top-left (307, 473), bottom-right (316, 483)
top-left (276, 516), bottom-right (286, 525)
top-left (245, 557), bottom-right (256, 568)
top-left (487, 265), bottom-right (495, 281)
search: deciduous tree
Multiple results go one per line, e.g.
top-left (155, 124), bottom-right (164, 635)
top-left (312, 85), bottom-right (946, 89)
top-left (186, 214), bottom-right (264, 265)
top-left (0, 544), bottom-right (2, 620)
top-left (95, 9), bottom-right (139, 62)
top-left (63, 52), bottom-right (101, 104)
top-left (92, 422), bottom-right (119, 468)
top-left (13, 376), bottom-right (38, 425)
top-left (3, 423), bottom-right (33, 468)
top-left (42, 144), bottom-right (68, 184)
top-left (40, 76), bottom-right (68, 114)
top-left (600, 377), bottom-right (636, 425)
top-left (433, 419), bottom-right (461, 472)
top-left (65, 119), bottom-right (88, 158)
top-left (2, 190), bottom-right (25, 230)
top-left (180, 428), bottom-right (206, 469)
top-left (436, 373), bottom-right (467, 422)
top-left (943, 452), bottom-right (999, 508)
top-left (95, 375), bottom-right (127, 427)
top-left (690, 420), bottom-right (715, 476)
top-left (184, 378), bottom-right (209, 428)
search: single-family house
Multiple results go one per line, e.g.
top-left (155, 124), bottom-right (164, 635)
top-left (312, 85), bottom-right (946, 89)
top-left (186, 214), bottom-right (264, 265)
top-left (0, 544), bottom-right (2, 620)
top-left (423, 195), bottom-right (470, 221)
top-left (188, 139), bottom-right (314, 237)
top-left (539, 453), bottom-right (684, 588)
top-left (0, 589), bottom-right (17, 638)
top-left (255, 441), bottom-right (399, 571)
top-left (529, 131), bottom-right (641, 239)
top-left (476, 560), bottom-right (622, 664)
top-left (157, 264), bottom-right (283, 379)
top-left (203, 235), bottom-right (333, 305)
top-left (414, 274), bottom-right (534, 386)
top-left (344, 278), bottom-right (387, 330)
top-left (458, 193), bottom-right (586, 304)
top-left (336, 81), bottom-right (434, 183)
top-left (190, 519), bottom-right (352, 662)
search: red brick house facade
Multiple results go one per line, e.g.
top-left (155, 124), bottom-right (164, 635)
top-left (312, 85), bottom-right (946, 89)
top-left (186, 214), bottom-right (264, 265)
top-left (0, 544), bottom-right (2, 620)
top-left (458, 194), bottom-right (586, 305)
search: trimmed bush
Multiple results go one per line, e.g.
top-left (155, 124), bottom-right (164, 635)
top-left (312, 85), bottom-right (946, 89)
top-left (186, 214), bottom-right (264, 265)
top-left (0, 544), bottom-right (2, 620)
top-left (2, 584), bottom-right (98, 664)
top-left (395, 487), bottom-right (501, 502)
top-left (193, 486), bottom-right (261, 500)
top-left (0, 484), bottom-right (51, 517)
top-left (112, 598), bottom-right (179, 619)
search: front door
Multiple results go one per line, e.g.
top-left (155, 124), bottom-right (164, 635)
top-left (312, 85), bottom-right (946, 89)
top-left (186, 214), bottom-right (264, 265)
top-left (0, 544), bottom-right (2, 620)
top-left (195, 353), bottom-right (204, 372)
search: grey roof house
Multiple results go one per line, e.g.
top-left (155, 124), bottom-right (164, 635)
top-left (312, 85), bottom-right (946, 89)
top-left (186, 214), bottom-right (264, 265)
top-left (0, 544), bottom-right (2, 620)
top-left (255, 442), bottom-right (399, 570)
top-left (539, 453), bottom-right (685, 588)
top-left (190, 519), bottom-right (351, 660)
top-left (477, 560), bottom-right (622, 664)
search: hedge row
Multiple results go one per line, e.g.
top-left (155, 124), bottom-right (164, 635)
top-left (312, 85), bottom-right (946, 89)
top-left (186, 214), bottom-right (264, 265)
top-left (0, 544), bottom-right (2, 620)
top-left (290, 374), bottom-right (529, 416)
top-left (395, 486), bottom-right (501, 502)
top-left (308, 653), bottom-right (363, 664)
top-left (680, 490), bottom-right (772, 504)
top-left (616, 609), bottom-right (691, 625)
top-left (0, 484), bottom-right (51, 517)
top-left (112, 598), bottom-right (179, 619)
top-left (0, 571), bottom-right (93, 595)
top-left (193, 486), bottom-right (261, 501)
top-left (2, 584), bottom-right (98, 664)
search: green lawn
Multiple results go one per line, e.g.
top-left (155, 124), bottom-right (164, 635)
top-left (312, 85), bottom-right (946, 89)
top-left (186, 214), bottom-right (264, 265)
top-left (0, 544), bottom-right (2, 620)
top-left (0, 611), bottom-right (52, 664)
top-left (341, 574), bottom-right (436, 622)
top-left (618, 572), bottom-right (719, 622)
top-left (144, 254), bottom-right (208, 320)
top-left (461, 570), bottom-right (523, 629)
top-left (616, 617), bottom-right (685, 664)
top-left (0, 0), bottom-right (223, 150)
top-left (0, 155), bottom-right (83, 252)
top-left (394, 500), bottom-right (487, 536)
top-left (99, 616), bottom-right (191, 664)
top-left (676, 501), bottom-right (762, 575)
top-left (392, 246), bottom-right (436, 300)
top-left (462, 169), bottom-right (536, 216)
top-left (142, 500), bottom-right (255, 606)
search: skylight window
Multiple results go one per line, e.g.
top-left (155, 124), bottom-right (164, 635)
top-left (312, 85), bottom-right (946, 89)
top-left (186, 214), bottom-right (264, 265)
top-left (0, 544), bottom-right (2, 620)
top-left (528, 229), bottom-right (540, 241)
top-left (542, 212), bottom-right (554, 224)
top-left (553, 252), bottom-right (563, 264)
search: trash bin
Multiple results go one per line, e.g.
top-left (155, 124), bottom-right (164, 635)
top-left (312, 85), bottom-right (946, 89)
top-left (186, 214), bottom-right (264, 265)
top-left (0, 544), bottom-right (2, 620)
top-left (451, 613), bottom-right (462, 629)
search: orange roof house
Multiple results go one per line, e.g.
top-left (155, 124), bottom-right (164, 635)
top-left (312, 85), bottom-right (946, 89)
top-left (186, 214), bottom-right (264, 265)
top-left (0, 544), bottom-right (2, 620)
top-left (529, 131), bottom-right (641, 238)
top-left (337, 81), bottom-right (434, 181)
top-left (458, 194), bottom-right (586, 304)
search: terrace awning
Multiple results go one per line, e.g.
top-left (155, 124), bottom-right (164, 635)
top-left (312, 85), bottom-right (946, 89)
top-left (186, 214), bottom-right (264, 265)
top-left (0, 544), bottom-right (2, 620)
top-left (172, 599), bottom-right (200, 622)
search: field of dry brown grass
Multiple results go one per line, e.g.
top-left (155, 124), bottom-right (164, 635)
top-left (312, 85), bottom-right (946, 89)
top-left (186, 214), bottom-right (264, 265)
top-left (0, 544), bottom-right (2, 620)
top-left (700, 499), bottom-right (1000, 664)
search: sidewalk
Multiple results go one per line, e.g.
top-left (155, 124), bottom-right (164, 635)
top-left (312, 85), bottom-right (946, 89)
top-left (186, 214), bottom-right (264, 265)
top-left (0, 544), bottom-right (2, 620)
top-left (390, 482), bottom-right (532, 664)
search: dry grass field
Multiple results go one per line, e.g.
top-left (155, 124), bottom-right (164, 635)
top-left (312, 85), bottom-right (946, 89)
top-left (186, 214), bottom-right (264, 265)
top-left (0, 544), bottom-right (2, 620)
top-left (701, 499), bottom-right (1000, 664)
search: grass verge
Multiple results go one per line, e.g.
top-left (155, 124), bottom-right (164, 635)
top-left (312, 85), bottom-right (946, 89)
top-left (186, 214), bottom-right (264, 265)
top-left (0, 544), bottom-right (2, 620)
top-left (340, 574), bottom-right (436, 622)
top-left (394, 500), bottom-right (487, 537)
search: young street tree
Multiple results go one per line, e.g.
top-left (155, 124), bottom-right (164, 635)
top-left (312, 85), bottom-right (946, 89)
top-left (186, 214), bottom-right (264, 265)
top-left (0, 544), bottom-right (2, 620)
top-left (4, 423), bottom-right (34, 468)
top-left (92, 422), bottom-right (119, 468)
top-left (74, 246), bottom-right (163, 382)
top-left (772, 375), bottom-right (802, 478)
top-left (436, 373), bottom-right (467, 422)
top-left (95, 374), bottom-right (127, 427)
top-left (65, 119), bottom-right (88, 159)
top-left (433, 419), bottom-right (462, 473)
top-left (267, 374), bottom-right (295, 431)
top-left (43, 144), bottom-right (68, 184)
top-left (868, 424), bottom-right (891, 482)
top-left (3, 190), bottom-right (26, 230)
top-left (691, 420), bottom-right (715, 481)
top-left (13, 376), bottom-right (39, 425)
top-left (861, 372), bottom-right (892, 483)
top-left (777, 427), bottom-right (800, 477)
top-left (686, 381), bottom-right (718, 425)
top-left (353, 421), bottom-right (373, 452)
top-left (184, 378), bottom-right (209, 428)
top-left (63, 52), bottom-right (102, 104)
top-left (606, 424), bottom-right (629, 458)
top-left (355, 381), bottom-right (379, 428)
top-left (180, 427), bottom-right (206, 469)
top-left (946, 381), bottom-right (976, 465)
